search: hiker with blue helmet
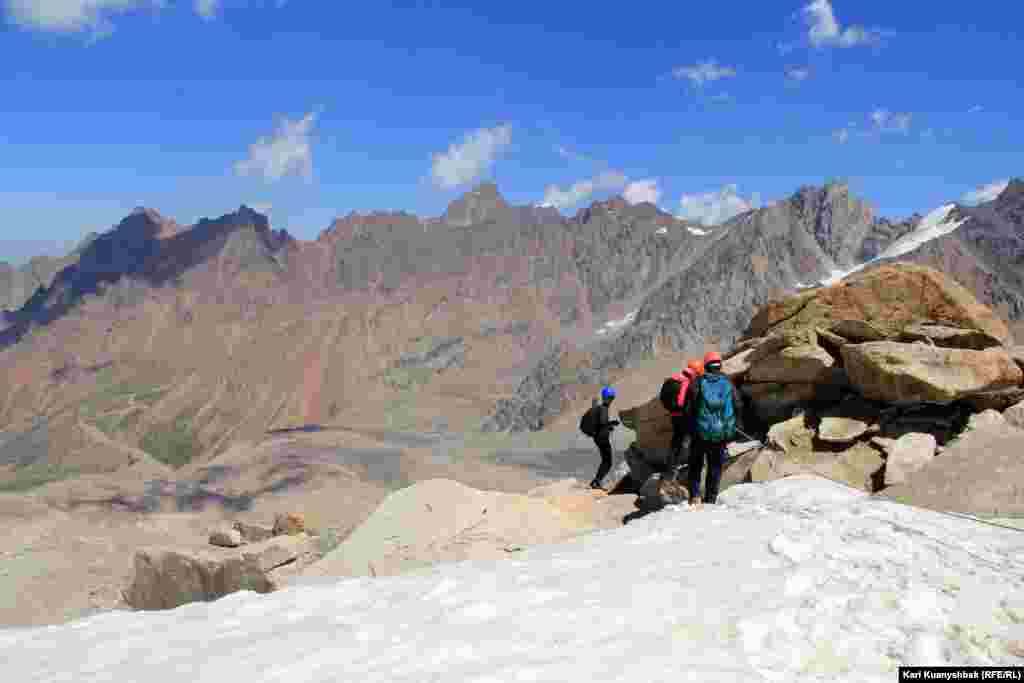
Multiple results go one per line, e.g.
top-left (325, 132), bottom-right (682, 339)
top-left (681, 351), bottom-right (744, 505)
top-left (579, 385), bottom-right (620, 490)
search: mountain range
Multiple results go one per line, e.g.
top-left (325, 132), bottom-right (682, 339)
top-left (1, 178), bottom-right (1022, 484)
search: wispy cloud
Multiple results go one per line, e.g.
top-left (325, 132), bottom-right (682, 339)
top-left (676, 184), bottom-right (761, 226)
top-left (194, 0), bottom-right (218, 20)
top-left (802, 0), bottom-right (878, 48)
top-left (961, 179), bottom-right (1009, 205)
top-left (967, 105), bottom-right (985, 114)
top-left (540, 170), bottom-right (628, 209)
top-left (785, 66), bottom-right (811, 83)
top-left (870, 108), bottom-right (912, 134)
top-left (555, 144), bottom-right (590, 163)
top-left (672, 60), bottom-right (737, 87)
top-left (4, 0), bottom-right (164, 39)
top-left (234, 110), bottom-right (319, 182)
top-left (623, 179), bottom-right (661, 206)
top-left (430, 124), bottom-right (512, 190)
top-left (832, 127), bottom-right (851, 144)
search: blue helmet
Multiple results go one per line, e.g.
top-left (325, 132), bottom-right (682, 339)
top-left (601, 386), bottom-right (616, 401)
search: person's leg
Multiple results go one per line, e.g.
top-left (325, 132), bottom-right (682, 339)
top-left (668, 416), bottom-right (686, 480)
top-left (703, 441), bottom-right (727, 503)
top-left (687, 437), bottom-right (706, 502)
top-left (592, 435), bottom-right (613, 487)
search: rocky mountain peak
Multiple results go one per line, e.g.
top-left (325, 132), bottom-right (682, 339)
top-left (999, 178), bottom-right (1024, 203)
top-left (442, 182), bottom-right (510, 227)
top-left (787, 182), bottom-right (875, 269)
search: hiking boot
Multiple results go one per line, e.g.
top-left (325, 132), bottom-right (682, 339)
top-left (589, 480), bottom-right (606, 491)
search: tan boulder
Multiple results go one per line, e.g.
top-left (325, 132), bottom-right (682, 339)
top-left (747, 344), bottom-right (837, 384)
top-left (1004, 401), bottom-right (1024, 430)
top-left (876, 428), bottom-right (1024, 517)
top-left (124, 547), bottom-right (272, 611)
top-left (817, 398), bottom-right (880, 444)
top-left (746, 263), bottom-right (1011, 344)
top-left (1009, 347), bottom-right (1024, 374)
top-left (273, 512), bottom-right (306, 536)
top-left (233, 521), bottom-right (275, 544)
top-left (883, 433), bottom-right (937, 487)
top-left (831, 319), bottom-right (892, 342)
top-left (967, 409), bottom-right (1008, 433)
top-left (124, 534), bottom-right (319, 611)
top-left (766, 414), bottom-right (815, 454)
top-left (748, 442), bottom-right (883, 493)
top-left (209, 527), bottom-right (244, 548)
top-left (959, 388), bottom-right (1024, 413)
top-left (899, 323), bottom-right (1003, 351)
top-left (841, 342), bottom-right (1023, 403)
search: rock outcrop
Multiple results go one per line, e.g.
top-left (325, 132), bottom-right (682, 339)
top-left (617, 263), bottom-right (1024, 499)
top-left (124, 513), bottom-right (321, 611)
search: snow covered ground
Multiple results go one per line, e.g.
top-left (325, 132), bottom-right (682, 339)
top-left (4, 476), bottom-right (1024, 682)
top-left (688, 226), bottom-right (710, 236)
top-left (821, 203), bottom-right (969, 287)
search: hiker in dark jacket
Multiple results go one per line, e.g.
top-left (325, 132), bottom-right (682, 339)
top-left (681, 351), bottom-right (744, 505)
top-left (588, 386), bottom-right (620, 490)
top-left (664, 359), bottom-right (703, 482)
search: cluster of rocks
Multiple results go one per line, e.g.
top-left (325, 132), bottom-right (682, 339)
top-left (124, 512), bottom-right (328, 611)
top-left (619, 264), bottom-right (1024, 504)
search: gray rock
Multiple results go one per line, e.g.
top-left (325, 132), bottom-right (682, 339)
top-left (1004, 400), bottom-right (1024, 430)
top-left (233, 521), bottom-right (274, 544)
top-left (899, 323), bottom-right (1003, 351)
top-left (747, 344), bottom-right (836, 384)
top-left (967, 409), bottom-right (1007, 433)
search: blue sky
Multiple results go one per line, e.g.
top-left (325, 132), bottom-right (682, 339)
top-left (1, 0), bottom-right (1021, 265)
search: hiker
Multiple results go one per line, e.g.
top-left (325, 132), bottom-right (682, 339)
top-left (682, 351), bottom-right (743, 505)
top-left (659, 359), bottom-right (703, 482)
top-left (579, 386), bottom-right (620, 490)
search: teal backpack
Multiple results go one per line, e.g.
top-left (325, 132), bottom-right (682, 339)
top-left (694, 373), bottom-right (737, 443)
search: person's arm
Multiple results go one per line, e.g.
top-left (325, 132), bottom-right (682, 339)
top-left (682, 380), bottom-right (700, 429)
top-left (732, 384), bottom-right (745, 434)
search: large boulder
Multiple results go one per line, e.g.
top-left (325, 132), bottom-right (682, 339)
top-left (883, 433), bottom-right (937, 487)
top-left (899, 323), bottom-right (1003, 351)
top-left (618, 397), bottom-right (673, 457)
top-left (842, 342), bottom-right (1023, 403)
top-left (124, 534), bottom-right (317, 611)
top-left (1005, 400), bottom-right (1024, 430)
top-left (765, 414), bottom-right (815, 454)
top-left (876, 428), bottom-right (1024, 517)
top-left (748, 442), bottom-right (884, 493)
top-left (746, 344), bottom-right (837, 384)
top-left (746, 263), bottom-right (1011, 344)
top-left (817, 397), bottom-right (880, 444)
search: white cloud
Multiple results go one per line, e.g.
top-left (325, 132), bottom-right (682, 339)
top-left (802, 0), bottom-right (877, 48)
top-left (430, 124), bottom-right (512, 190)
top-left (672, 60), bottom-right (736, 87)
top-left (233, 111), bottom-right (318, 182)
top-left (623, 179), bottom-right (661, 206)
top-left (785, 66), bottom-right (811, 82)
top-left (540, 170), bottom-right (628, 209)
top-left (961, 179), bottom-right (1010, 205)
top-left (870, 108), bottom-right (912, 134)
top-left (967, 105), bottom-right (984, 114)
top-left (194, 0), bottom-right (218, 20)
top-left (676, 184), bottom-right (761, 226)
top-left (4, 0), bottom-right (164, 37)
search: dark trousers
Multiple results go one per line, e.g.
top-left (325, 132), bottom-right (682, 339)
top-left (668, 415), bottom-right (688, 478)
top-left (593, 432), bottom-right (613, 484)
top-left (688, 436), bottom-right (727, 503)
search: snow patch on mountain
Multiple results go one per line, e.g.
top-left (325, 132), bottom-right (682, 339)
top-left (3, 476), bottom-right (1023, 681)
top-left (821, 204), bottom-right (968, 286)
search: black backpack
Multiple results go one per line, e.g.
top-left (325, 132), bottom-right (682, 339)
top-left (659, 377), bottom-right (684, 413)
top-left (579, 405), bottom-right (600, 437)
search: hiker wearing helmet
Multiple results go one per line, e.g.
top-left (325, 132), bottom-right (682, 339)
top-left (659, 359), bottom-right (703, 482)
top-left (579, 385), bottom-right (620, 490)
top-left (681, 351), bottom-right (744, 505)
